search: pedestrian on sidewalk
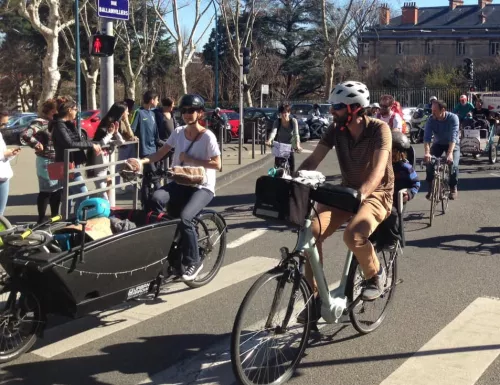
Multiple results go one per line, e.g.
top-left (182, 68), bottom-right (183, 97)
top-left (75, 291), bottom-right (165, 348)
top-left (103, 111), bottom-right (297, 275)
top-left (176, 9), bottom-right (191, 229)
top-left (87, 102), bottom-right (126, 200)
top-left (131, 91), bottom-right (165, 207)
top-left (21, 98), bottom-right (62, 223)
top-left (0, 110), bottom-right (20, 216)
top-left (115, 101), bottom-right (138, 193)
top-left (52, 99), bottom-right (102, 214)
top-left (266, 104), bottom-right (302, 173)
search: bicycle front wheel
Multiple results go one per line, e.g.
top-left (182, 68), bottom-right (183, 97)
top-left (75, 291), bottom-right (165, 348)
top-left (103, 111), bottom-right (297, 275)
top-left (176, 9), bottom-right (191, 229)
top-left (231, 269), bottom-right (313, 385)
top-left (429, 178), bottom-right (439, 226)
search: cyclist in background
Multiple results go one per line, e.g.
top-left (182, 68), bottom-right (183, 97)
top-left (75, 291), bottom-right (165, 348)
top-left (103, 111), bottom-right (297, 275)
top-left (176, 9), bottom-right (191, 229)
top-left (453, 94), bottom-right (474, 121)
top-left (376, 95), bottom-right (403, 132)
top-left (265, 104), bottom-right (302, 173)
top-left (424, 99), bottom-right (460, 200)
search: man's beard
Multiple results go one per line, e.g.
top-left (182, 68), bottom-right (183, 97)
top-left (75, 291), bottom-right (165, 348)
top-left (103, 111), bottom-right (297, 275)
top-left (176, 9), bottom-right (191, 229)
top-left (333, 114), bottom-right (348, 127)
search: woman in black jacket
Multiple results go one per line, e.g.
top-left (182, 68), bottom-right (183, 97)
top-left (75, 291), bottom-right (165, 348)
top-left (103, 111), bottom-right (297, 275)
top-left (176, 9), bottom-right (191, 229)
top-left (51, 100), bottom-right (101, 214)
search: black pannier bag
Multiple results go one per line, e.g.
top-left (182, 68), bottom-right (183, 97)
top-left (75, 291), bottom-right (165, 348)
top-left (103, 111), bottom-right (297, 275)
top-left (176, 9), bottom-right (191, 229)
top-left (253, 176), bottom-right (311, 227)
top-left (309, 183), bottom-right (360, 214)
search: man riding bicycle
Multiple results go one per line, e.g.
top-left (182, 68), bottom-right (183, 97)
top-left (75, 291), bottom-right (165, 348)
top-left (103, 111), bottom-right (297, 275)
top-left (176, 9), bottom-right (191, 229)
top-left (127, 94), bottom-right (221, 282)
top-left (424, 99), bottom-right (460, 200)
top-left (297, 81), bottom-right (394, 310)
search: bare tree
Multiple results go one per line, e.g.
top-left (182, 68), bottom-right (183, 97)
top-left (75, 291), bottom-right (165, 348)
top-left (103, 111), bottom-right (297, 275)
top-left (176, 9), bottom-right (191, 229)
top-left (319, 0), bottom-right (377, 98)
top-left (115, 0), bottom-right (163, 100)
top-left (7, 0), bottom-right (88, 102)
top-left (153, 0), bottom-right (214, 94)
top-left (60, 1), bottom-right (100, 109)
top-left (217, 0), bottom-right (260, 106)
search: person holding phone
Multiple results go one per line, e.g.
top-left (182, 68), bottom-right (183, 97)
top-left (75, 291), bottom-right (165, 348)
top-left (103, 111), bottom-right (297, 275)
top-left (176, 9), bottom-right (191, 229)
top-left (0, 110), bottom-right (21, 215)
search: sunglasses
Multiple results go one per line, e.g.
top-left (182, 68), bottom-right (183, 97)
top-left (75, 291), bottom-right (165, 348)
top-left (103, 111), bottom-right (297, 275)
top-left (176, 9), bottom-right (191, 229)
top-left (331, 103), bottom-right (347, 111)
top-left (380, 104), bottom-right (390, 109)
top-left (181, 107), bottom-right (200, 114)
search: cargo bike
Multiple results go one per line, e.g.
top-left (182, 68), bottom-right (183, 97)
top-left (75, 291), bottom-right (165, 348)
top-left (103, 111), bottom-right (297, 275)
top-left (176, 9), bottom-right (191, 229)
top-left (0, 194), bottom-right (227, 363)
top-left (460, 115), bottom-right (498, 164)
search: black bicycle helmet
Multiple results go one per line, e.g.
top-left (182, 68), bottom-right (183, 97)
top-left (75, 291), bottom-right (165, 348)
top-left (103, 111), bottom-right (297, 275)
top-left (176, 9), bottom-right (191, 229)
top-left (392, 130), bottom-right (410, 152)
top-left (178, 94), bottom-right (205, 110)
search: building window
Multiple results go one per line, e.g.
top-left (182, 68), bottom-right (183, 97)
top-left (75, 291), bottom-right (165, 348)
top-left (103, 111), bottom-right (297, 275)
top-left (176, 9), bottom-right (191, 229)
top-left (491, 42), bottom-right (500, 56)
top-left (425, 42), bottom-right (433, 55)
top-left (397, 42), bottom-right (404, 55)
top-left (456, 41), bottom-right (465, 56)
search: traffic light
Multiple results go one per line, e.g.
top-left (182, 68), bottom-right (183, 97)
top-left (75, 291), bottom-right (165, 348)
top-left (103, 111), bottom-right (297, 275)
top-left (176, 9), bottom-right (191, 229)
top-left (463, 57), bottom-right (474, 81)
top-left (90, 34), bottom-right (116, 57)
top-left (242, 47), bottom-right (251, 75)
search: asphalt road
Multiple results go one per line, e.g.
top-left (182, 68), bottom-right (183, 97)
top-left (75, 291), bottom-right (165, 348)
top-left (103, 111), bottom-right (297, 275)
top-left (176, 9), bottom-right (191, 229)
top-left (1, 140), bottom-right (500, 385)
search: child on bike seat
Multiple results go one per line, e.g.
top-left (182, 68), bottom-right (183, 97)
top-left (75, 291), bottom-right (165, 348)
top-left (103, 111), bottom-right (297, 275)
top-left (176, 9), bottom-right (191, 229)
top-left (376, 131), bottom-right (420, 249)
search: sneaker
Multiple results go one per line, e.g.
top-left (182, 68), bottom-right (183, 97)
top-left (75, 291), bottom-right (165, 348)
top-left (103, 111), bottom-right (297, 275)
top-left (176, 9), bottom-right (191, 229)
top-left (297, 296), bottom-right (322, 324)
top-left (361, 267), bottom-right (387, 301)
top-left (449, 187), bottom-right (457, 200)
top-left (182, 262), bottom-right (204, 282)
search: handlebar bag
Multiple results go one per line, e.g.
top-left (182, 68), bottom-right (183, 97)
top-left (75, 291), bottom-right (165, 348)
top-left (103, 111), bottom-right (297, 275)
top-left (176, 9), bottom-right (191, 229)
top-left (309, 183), bottom-right (360, 214)
top-left (168, 166), bottom-right (206, 186)
top-left (253, 176), bottom-right (311, 227)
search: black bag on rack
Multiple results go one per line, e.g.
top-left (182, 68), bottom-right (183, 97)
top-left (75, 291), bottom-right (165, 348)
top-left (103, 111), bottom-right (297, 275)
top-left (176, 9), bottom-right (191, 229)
top-left (253, 176), bottom-right (311, 227)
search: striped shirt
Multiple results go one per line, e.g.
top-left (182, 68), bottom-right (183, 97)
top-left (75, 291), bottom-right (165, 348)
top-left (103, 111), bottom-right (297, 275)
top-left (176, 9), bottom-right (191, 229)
top-left (393, 160), bottom-right (420, 203)
top-left (319, 117), bottom-right (394, 208)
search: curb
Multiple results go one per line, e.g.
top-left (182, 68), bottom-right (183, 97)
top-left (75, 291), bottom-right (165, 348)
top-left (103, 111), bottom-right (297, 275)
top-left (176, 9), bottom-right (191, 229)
top-left (216, 154), bottom-right (273, 191)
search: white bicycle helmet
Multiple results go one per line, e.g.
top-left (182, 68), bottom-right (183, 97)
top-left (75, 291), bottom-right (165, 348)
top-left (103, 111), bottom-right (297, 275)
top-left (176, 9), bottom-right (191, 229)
top-left (328, 81), bottom-right (370, 108)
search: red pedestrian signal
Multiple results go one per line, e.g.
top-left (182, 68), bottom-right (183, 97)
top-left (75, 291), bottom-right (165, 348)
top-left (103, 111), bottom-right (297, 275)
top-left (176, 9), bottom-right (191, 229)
top-left (90, 34), bottom-right (115, 57)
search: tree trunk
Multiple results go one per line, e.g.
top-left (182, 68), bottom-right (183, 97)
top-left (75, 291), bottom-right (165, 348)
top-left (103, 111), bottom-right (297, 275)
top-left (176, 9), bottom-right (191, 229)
top-left (125, 81), bottom-right (136, 101)
top-left (324, 55), bottom-right (335, 99)
top-left (86, 72), bottom-right (98, 110)
top-left (41, 35), bottom-right (61, 102)
top-left (180, 65), bottom-right (188, 94)
top-left (244, 74), bottom-right (253, 107)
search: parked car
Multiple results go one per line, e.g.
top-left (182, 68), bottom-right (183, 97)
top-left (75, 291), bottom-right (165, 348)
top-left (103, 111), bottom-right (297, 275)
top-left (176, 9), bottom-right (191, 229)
top-left (290, 103), bottom-right (314, 123)
top-left (243, 107), bottom-right (310, 143)
top-left (3, 113), bottom-right (38, 145)
top-left (80, 110), bottom-right (100, 139)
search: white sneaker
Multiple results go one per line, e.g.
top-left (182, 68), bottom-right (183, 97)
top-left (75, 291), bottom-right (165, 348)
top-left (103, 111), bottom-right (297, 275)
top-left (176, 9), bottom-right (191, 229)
top-left (182, 263), bottom-right (204, 281)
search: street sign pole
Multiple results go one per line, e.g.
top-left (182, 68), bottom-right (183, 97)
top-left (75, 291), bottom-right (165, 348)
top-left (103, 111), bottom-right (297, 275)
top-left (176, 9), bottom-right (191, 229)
top-left (75, 0), bottom-right (81, 134)
top-left (100, 18), bottom-right (114, 116)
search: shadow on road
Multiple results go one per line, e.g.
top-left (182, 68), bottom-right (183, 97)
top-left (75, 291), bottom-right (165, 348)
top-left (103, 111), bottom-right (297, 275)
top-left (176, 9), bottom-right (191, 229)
top-left (7, 193), bottom-right (38, 207)
top-left (406, 227), bottom-right (500, 256)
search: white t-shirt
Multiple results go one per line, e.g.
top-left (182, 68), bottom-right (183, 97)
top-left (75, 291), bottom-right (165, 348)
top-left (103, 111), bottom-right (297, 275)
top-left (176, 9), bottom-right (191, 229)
top-left (166, 126), bottom-right (221, 193)
top-left (0, 133), bottom-right (13, 182)
top-left (377, 112), bottom-right (403, 131)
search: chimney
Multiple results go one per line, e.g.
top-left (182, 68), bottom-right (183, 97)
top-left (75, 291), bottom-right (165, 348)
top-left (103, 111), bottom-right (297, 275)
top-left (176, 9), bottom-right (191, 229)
top-left (449, 0), bottom-right (464, 10)
top-left (478, 0), bottom-right (492, 9)
top-left (379, 3), bottom-right (390, 26)
top-left (402, 2), bottom-right (418, 25)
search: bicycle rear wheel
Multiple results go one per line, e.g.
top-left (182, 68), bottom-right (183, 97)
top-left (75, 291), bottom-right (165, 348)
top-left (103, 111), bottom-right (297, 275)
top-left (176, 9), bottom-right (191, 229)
top-left (184, 212), bottom-right (227, 288)
top-left (348, 249), bottom-right (398, 334)
top-left (429, 178), bottom-right (439, 226)
top-left (231, 269), bottom-right (313, 385)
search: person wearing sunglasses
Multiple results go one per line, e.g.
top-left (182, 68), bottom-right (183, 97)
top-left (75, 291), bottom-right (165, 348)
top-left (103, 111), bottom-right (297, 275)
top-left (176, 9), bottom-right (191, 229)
top-left (127, 94), bottom-right (221, 282)
top-left (0, 110), bottom-right (21, 215)
top-left (376, 95), bottom-right (403, 132)
top-left (296, 81), bottom-right (394, 322)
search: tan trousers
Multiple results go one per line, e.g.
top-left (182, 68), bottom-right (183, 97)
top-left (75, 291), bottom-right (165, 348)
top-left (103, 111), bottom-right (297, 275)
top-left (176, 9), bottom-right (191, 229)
top-left (306, 191), bottom-right (391, 296)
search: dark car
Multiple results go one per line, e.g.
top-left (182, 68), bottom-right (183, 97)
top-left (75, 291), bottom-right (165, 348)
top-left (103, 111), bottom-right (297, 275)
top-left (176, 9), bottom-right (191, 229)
top-left (3, 113), bottom-right (38, 145)
top-left (243, 108), bottom-right (310, 143)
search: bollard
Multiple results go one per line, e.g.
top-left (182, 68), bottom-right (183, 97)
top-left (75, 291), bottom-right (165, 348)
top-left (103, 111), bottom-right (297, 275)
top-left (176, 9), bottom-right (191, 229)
top-left (238, 124), bottom-right (242, 165)
top-left (219, 122), bottom-right (223, 171)
top-left (252, 122), bottom-right (256, 159)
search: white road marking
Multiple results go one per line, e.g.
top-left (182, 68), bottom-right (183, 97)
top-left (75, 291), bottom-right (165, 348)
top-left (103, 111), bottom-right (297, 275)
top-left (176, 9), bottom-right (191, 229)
top-left (140, 281), bottom-right (341, 384)
top-left (300, 149), bottom-right (313, 154)
top-left (380, 297), bottom-right (500, 385)
top-left (227, 229), bottom-right (267, 249)
top-left (489, 173), bottom-right (500, 177)
top-left (31, 256), bottom-right (278, 359)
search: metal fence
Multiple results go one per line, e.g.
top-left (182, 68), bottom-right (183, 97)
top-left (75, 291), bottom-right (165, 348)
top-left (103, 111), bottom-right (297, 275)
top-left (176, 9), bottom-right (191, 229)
top-left (264, 87), bottom-right (474, 110)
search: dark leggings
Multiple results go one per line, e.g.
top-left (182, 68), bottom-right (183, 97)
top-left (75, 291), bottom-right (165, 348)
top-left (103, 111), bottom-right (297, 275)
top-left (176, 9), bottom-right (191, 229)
top-left (37, 190), bottom-right (62, 223)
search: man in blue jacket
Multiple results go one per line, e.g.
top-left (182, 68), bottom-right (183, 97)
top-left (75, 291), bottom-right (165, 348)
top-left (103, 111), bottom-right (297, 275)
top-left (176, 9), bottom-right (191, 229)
top-left (131, 91), bottom-right (164, 206)
top-left (424, 99), bottom-right (460, 200)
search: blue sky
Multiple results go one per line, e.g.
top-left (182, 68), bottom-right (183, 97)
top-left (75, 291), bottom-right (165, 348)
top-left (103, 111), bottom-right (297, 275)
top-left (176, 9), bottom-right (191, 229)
top-left (174, 0), bottom-right (489, 50)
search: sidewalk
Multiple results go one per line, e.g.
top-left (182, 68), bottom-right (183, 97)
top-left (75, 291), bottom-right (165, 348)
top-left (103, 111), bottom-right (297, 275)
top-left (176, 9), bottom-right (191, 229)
top-left (4, 144), bottom-right (272, 224)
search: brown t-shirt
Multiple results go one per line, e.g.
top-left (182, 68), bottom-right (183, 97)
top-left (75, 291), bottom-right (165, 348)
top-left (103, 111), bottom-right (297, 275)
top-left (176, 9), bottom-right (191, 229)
top-left (319, 117), bottom-right (394, 207)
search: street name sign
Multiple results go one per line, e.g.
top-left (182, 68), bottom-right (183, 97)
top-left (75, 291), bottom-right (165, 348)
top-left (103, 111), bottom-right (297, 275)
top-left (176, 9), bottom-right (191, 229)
top-left (97, 0), bottom-right (129, 21)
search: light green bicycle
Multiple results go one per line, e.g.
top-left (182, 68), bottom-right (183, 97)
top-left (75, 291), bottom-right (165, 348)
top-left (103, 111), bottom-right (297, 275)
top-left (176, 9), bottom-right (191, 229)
top-left (230, 179), bottom-right (404, 385)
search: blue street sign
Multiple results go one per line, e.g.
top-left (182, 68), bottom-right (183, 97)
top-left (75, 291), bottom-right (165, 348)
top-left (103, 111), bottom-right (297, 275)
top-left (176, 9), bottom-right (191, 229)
top-left (97, 0), bottom-right (129, 21)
